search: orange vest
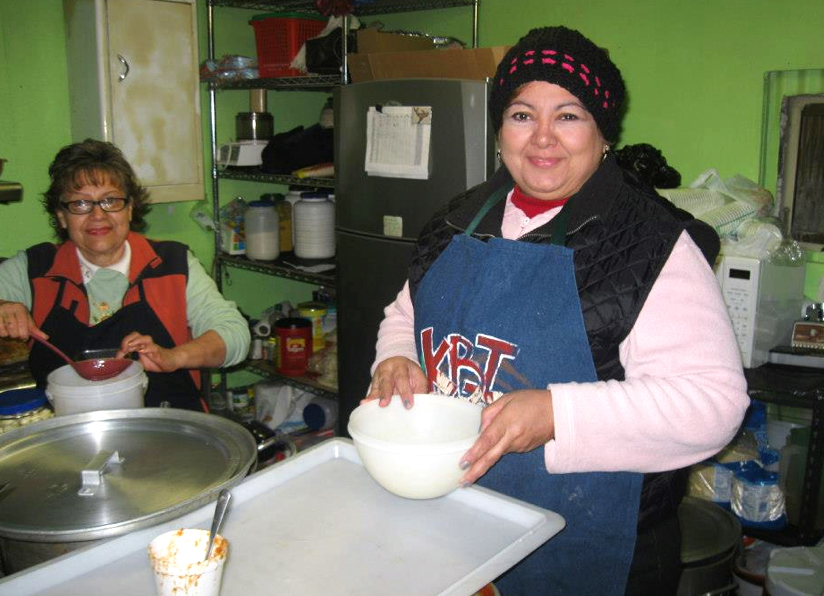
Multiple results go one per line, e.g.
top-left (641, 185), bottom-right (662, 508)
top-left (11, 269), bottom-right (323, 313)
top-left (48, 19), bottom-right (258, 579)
top-left (28, 232), bottom-right (199, 388)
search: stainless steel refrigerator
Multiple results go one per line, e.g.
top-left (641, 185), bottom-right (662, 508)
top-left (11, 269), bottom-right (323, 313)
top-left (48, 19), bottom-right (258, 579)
top-left (333, 78), bottom-right (496, 436)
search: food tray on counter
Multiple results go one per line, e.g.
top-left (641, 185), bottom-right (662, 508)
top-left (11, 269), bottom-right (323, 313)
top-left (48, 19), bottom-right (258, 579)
top-left (1, 438), bottom-right (565, 596)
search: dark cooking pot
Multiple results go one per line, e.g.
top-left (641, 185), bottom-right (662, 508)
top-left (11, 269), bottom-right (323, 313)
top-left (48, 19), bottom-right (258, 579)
top-left (242, 420), bottom-right (296, 468)
top-left (0, 408), bottom-right (256, 574)
top-left (676, 497), bottom-right (742, 596)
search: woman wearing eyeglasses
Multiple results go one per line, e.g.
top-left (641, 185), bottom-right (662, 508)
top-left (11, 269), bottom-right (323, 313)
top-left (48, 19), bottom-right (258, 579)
top-left (0, 139), bottom-right (250, 410)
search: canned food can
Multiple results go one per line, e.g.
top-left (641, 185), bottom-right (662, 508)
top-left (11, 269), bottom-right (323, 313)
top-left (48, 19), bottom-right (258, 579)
top-left (267, 337), bottom-right (278, 364)
top-left (231, 389), bottom-right (250, 409)
top-left (274, 318), bottom-right (312, 376)
top-left (297, 301), bottom-right (327, 353)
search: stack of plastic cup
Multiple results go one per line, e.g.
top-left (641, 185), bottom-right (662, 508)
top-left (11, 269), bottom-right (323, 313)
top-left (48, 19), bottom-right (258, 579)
top-left (148, 528), bottom-right (228, 596)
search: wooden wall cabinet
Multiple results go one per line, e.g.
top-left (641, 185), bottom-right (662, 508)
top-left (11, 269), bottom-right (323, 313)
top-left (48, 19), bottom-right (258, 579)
top-left (64, 0), bottom-right (204, 203)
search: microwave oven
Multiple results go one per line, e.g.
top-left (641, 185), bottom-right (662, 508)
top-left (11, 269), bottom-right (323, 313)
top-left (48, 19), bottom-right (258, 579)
top-left (714, 255), bottom-right (806, 368)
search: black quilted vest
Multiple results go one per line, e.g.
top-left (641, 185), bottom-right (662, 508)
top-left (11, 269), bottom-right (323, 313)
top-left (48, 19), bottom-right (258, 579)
top-left (408, 155), bottom-right (720, 531)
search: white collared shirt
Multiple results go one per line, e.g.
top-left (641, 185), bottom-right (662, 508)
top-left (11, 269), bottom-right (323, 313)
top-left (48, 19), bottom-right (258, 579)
top-left (75, 242), bottom-right (132, 324)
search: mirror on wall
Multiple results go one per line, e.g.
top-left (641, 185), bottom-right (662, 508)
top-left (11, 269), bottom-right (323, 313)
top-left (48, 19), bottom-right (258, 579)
top-left (760, 69), bottom-right (824, 244)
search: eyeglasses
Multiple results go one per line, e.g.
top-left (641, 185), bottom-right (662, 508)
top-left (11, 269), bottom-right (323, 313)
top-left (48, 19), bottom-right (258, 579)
top-left (59, 197), bottom-right (130, 215)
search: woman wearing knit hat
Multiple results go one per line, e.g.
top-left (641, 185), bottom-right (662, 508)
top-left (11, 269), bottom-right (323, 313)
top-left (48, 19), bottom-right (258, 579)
top-left (365, 26), bottom-right (748, 596)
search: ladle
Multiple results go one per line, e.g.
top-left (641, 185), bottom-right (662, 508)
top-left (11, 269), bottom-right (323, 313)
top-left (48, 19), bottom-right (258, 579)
top-left (205, 489), bottom-right (232, 561)
top-left (31, 335), bottom-right (132, 381)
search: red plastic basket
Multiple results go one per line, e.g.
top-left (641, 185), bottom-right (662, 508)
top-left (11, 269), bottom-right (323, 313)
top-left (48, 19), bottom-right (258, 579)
top-left (250, 13), bottom-right (327, 78)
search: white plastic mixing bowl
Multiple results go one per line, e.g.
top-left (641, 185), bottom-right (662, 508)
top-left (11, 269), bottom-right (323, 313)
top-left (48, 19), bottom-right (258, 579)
top-left (347, 394), bottom-right (482, 499)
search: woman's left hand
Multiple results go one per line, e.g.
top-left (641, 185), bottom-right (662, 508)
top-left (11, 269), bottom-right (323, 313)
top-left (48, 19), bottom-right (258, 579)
top-left (117, 332), bottom-right (181, 373)
top-left (459, 389), bottom-right (555, 486)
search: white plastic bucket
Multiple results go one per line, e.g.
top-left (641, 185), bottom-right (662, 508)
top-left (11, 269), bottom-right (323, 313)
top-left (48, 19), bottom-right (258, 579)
top-left (766, 543), bottom-right (824, 596)
top-left (45, 361), bottom-right (148, 415)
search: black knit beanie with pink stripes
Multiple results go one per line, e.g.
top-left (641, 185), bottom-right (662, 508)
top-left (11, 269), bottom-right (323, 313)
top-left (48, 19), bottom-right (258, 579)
top-left (490, 26), bottom-right (626, 142)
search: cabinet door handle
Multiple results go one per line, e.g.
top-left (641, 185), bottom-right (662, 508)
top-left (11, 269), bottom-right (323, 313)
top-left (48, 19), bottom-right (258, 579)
top-left (117, 54), bottom-right (130, 81)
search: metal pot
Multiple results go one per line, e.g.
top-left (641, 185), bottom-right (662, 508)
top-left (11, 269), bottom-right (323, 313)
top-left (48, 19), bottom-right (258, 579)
top-left (236, 111), bottom-right (273, 141)
top-left (0, 408), bottom-right (256, 574)
top-left (676, 497), bottom-right (742, 596)
top-left (242, 419), bottom-right (296, 468)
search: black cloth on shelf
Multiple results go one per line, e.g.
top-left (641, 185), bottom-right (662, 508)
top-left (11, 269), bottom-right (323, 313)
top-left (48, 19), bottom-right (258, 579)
top-left (260, 124), bottom-right (333, 175)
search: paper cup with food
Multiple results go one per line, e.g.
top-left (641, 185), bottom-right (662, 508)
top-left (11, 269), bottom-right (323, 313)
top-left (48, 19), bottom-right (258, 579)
top-left (147, 528), bottom-right (228, 596)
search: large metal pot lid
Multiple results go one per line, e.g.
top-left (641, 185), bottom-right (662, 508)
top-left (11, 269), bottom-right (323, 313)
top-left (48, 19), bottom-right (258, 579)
top-left (678, 496), bottom-right (742, 566)
top-left (0, 408), bottom-right (256, 542)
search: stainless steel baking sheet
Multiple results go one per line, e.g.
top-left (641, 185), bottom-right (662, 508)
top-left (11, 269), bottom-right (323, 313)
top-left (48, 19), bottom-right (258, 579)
top-left (0, 438), bottom-right (565, 596)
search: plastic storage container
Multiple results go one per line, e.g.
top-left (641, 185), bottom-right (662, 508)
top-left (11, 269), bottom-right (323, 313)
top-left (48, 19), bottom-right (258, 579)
top-left (765, 542), bottom-right (824, 596)
top-left (733, 540), bottom-right (778, 596)
top-left (779, 426), bottom-right (823, 528)
top-left (284, 188), bottom-right (304, 209)
top-left (245, 199), bottom-right (280, 261)
top-left (294, 193), bottom-right (335, 259)
top-left (0, 387), bottom-right (53, 434)
top-left (284, 188), bottom-right (303, 243)
top-left (45, 361), bottom-right (148, 415)
top-left (249, 13), bottom-right (327, 78)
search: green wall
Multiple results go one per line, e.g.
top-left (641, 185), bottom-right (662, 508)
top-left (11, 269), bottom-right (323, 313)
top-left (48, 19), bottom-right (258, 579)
top-left (0, 1), bottom-right (72, 256)
top-left (382, 0), bottom-right (824, 186)
top-left (1, 0), bottom-right (823, 271)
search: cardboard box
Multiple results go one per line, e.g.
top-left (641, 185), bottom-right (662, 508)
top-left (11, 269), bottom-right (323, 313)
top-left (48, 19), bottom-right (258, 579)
top-left (356, 29), bottom-right (435, 54)
top-left (348, 46), bottom-right (510, 83)
top-left (220, 223), bottom-right (245, 255)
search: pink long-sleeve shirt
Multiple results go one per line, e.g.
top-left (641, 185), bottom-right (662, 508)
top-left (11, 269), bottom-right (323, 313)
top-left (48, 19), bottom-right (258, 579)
top-left (372, 194), bottom-right (750, 475)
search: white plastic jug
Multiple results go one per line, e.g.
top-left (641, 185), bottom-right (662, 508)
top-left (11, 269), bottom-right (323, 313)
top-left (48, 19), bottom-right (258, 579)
top-left (294, 194), bottom-right (335, 259)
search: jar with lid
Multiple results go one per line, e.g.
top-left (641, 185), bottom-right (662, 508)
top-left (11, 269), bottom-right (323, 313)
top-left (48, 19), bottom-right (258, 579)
top-left (294, 192), bottom-right (335, 259)
top-left (0, 387), bottom-right (54, 435)
top-left (245, 199), bottom-right (280, 261)
top-left (264, 193), bottom-right (293, 253)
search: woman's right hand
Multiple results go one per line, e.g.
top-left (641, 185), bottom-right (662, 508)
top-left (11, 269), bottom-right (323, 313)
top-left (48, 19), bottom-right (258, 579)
top-left (0, 300), bottom-right (46, 341)
top-left (364, 356), bottom-right (428, 409)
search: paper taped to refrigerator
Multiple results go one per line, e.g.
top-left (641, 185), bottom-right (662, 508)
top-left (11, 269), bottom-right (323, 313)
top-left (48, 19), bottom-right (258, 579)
top-left (365, 105), bottom-right (432, 179)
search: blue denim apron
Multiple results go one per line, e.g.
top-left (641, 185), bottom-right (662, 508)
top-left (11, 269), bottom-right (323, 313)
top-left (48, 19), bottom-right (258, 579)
top-left (413, 187), bottom-right (643, 596)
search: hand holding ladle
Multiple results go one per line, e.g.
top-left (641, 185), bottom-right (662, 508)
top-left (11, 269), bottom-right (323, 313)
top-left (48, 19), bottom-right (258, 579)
top-left (30, 335), bottom-right (132, 381)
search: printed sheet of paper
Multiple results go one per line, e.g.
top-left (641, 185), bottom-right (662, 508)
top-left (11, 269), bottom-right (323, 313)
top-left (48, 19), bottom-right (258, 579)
top-left (364, 105), bottom-right (432, 180)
